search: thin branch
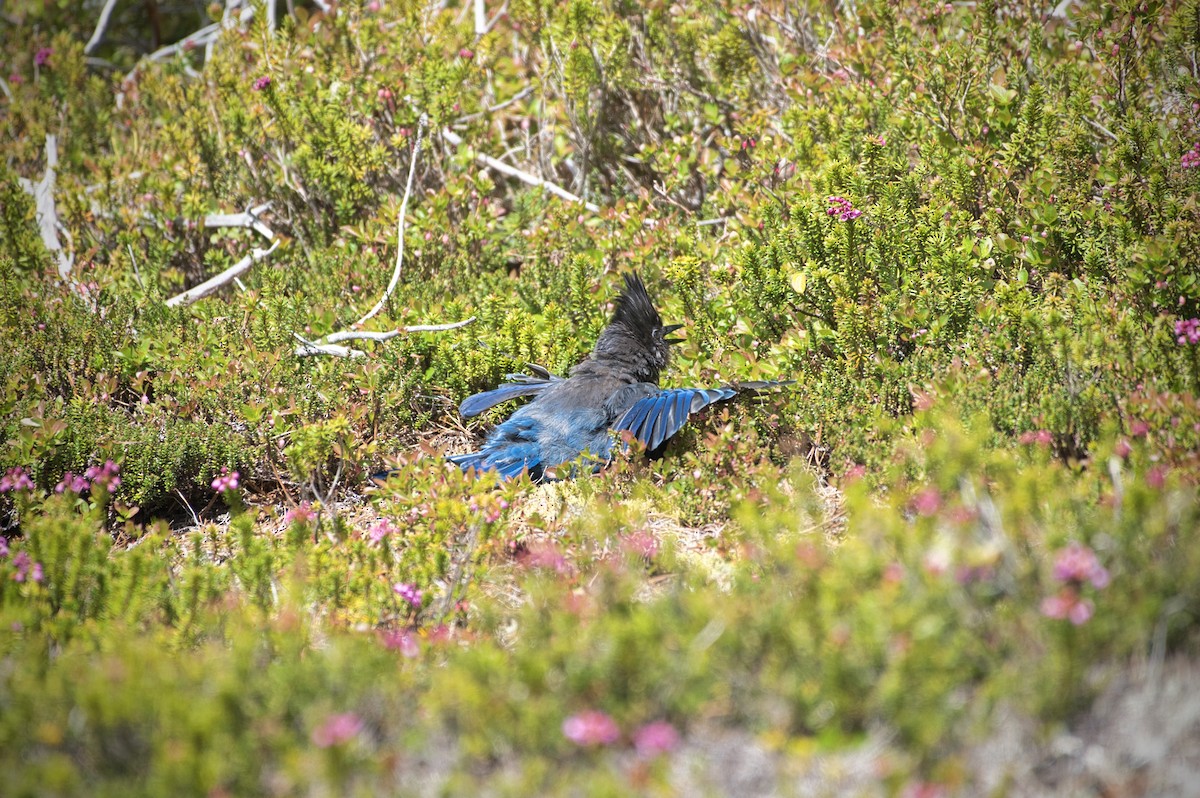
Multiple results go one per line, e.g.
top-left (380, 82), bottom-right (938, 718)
top-left (84, 0), bottom-right (121, 55)
top-left (165, 239), bottom-right (281, 307)
top-left (354, 115), bottom-right (428, 328)
top-left (473, 0), bottom-right (487, 38)
top-left (204, 202), bottom-right (275, 241)
top-left (323, 316), bottom-right (478, 344)
top-left (293, 333), bottom-right (366, 358)
top-left (441, 127), bottom-right (601, 212)
top-left (16, 135), bottom-right (73, 279)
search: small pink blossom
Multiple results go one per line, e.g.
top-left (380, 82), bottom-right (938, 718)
top-left (1051, 542), bottom-right (1109, 588)
top-left (622, 530), bottom-right (658, 559)
top-left (1182, 143), bottom-right (1200, 169)
top-left (368, 518), bottom-right (397, 543)
top-left (1114, 438), bottom-right (1132, 458)
top-left (911, 487), bottom-right (942, 516)
top-left (1019, 429), bottom-right (1054, 446)
top-left (1175, 318), bottom-right (1200, 345)
top-left (0, 538), bottom-right (8, 557)
top-left (34, 48), bottom-right (52, 67)
top-left (633, 721), bottom-right (679, 757)
top-left (55, 471), bottom-right (89, 494)
top-left (381, 629), bottom-right (420, 657)
top-left (562, 710), bottom-right (620, 747)
top-left (252, 75), bottom-right (271, 91)
top-left (10, 551), bottom-right (42, 583)
top-left (1041, 589), bottom-right (1094, 625)
top-left (84, 460), bottom-right (121, 492)
top-left (311, 713), bottom-right (363, 748)
top-left (458, 47), bottom-right (475, 60)
top-left (393, 582), bottom-right (423, 607)
top-left (211, 467), bottom-right (239, 493)
top-left (284, 502), bottom-right (315, 525)
top-left (0, 467), bottom-right (34, 493)
top-left (826, 195), bottom-right (862, 221)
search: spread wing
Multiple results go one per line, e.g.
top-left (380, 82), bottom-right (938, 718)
top-left (612, 380), bottom-right (794, 452)
top-left (458, 364), bottom-right (563, 418)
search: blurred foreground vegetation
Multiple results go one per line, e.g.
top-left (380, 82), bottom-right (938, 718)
top-left (2, 0), bottom-right (1199, 794)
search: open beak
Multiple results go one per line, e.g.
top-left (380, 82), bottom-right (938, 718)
top-left (663, 323), bottom-right (685, 345)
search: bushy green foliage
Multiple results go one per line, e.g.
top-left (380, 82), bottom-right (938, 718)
top-left (2, 0), bottom-right (1199, 793)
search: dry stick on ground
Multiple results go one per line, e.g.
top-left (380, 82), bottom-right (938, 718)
top-left (17, 135), bottom-right (73, 280)
top-left (164, 203), bottom-right (278, 307)
top-left (295, 117), bottom-right (476, 358)
top-left (84, 0), bottom-right (121, 55)
top-left (441, 126), bottom-right (602, 213)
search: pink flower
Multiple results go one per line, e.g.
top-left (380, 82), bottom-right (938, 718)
top-left (1041, 589), bottom-right (1094, 625)
top-left (633, 721), bottom-right (679, 757)
top-left (1175, 318), bottom-right (1200, 345)
top-left (284, 502), bottom-right (315, 525)
top-left (393, 582), bottom-right (423, 607)
top-left (311, 713), bottom-right (363, 747)
top-left (85, 460), bottom-right (121, 492)
top-left (0, 537), bottom-right (8, 557)
top-left (10, 551), bottom-right (42, 583)
top-left (0, 467), bottom-right (34, 493)
top-left (562, 710), bottom-right (620, 747)
top-left (911, 487), bottom-right (942, 516)
top-left (1129, 419), bottom-right (1150, 437)
top-left (622, 530), bottom-right (659, 559)
top-left (1051, 542), bottom-right (1110, 588)
top-left (1114, 438), bottom-right (1132, 459)
top-left (211, 467), bottom-right (240, 493)
top-left (253, 75), bottom-right (271, 91)
top-left (381, 629), bottom-right (420, 657)
top-left (34, 47), bottom-right (52, 67)
top-left (55, 471), bottom-right (89, 494)
top-left (520, 542), bottom-right (571, 574)
top-left (368, 518), bottom-right (397, 544)
top-left (458, 47), bottom-right (475, 60)
top-left (1019, 429), bottom-right (1054, 446)
top-left (826, 195), bottom-right (862, 221)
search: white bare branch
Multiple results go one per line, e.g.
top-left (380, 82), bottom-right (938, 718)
top-left (204, 202), bottom-right (276, 241)
top-left (441, 127), bottom-right (601, 213)
top-left (293, 333), bottom-right (366, 358)
top-left (353, 114), bottom-right (427, 328)
top-left (16, 135), bottom-right (73, 279)
top-left (165, 239), bottom-right (281, 308)
top-left (85, 0), bottom-right (121, 55)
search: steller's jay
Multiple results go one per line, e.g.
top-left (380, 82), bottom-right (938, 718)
top-left (446, 273), bottom-right (789, 481)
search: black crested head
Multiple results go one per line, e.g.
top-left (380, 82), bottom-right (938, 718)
top-left (611, 272), bottom-right (663, 338)
top-left (588, 272), bottom-right (681, 384)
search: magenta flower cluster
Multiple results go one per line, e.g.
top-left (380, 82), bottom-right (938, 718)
top-left (1175, 318), bottom-right (1200, 345)
top-left (284, 502), bottom-right (315, 525)
top-left (1182, 142), bottom-right (1200, 169)
top-left (11, 550), bottom-right (43, 583)
top-left (211, 467), bottom-right (239, 493)
top-left (0, 467), bottom-right (33, 493)
top-left (1041, 542), bottom-right (1109, 625)
top-left (368, 518), bottom-right (397, 544)
top-left (34, 47), bottom-right (52, 67)
top-left (311, 712), bottom-right (362, 748)
top-left (826, 195), bottom-right (862, 221)
top-left (562, 710), bottom-right (621, 747)
top-left (85, 460), bottom-right (121, 492)
top-left (381, 629), bottom-right (420, 658)
top-left (561, 711), bottom-right (680, 756)
top-left (55, 472), bottom-right (89, 494)
top-left (253, 75), bottom-right (271, 91)
top-left (393, 582), bottom-right (423, 607)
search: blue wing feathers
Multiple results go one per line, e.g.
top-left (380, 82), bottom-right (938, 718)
top-left (446, 373), bottom-right (792, 482)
